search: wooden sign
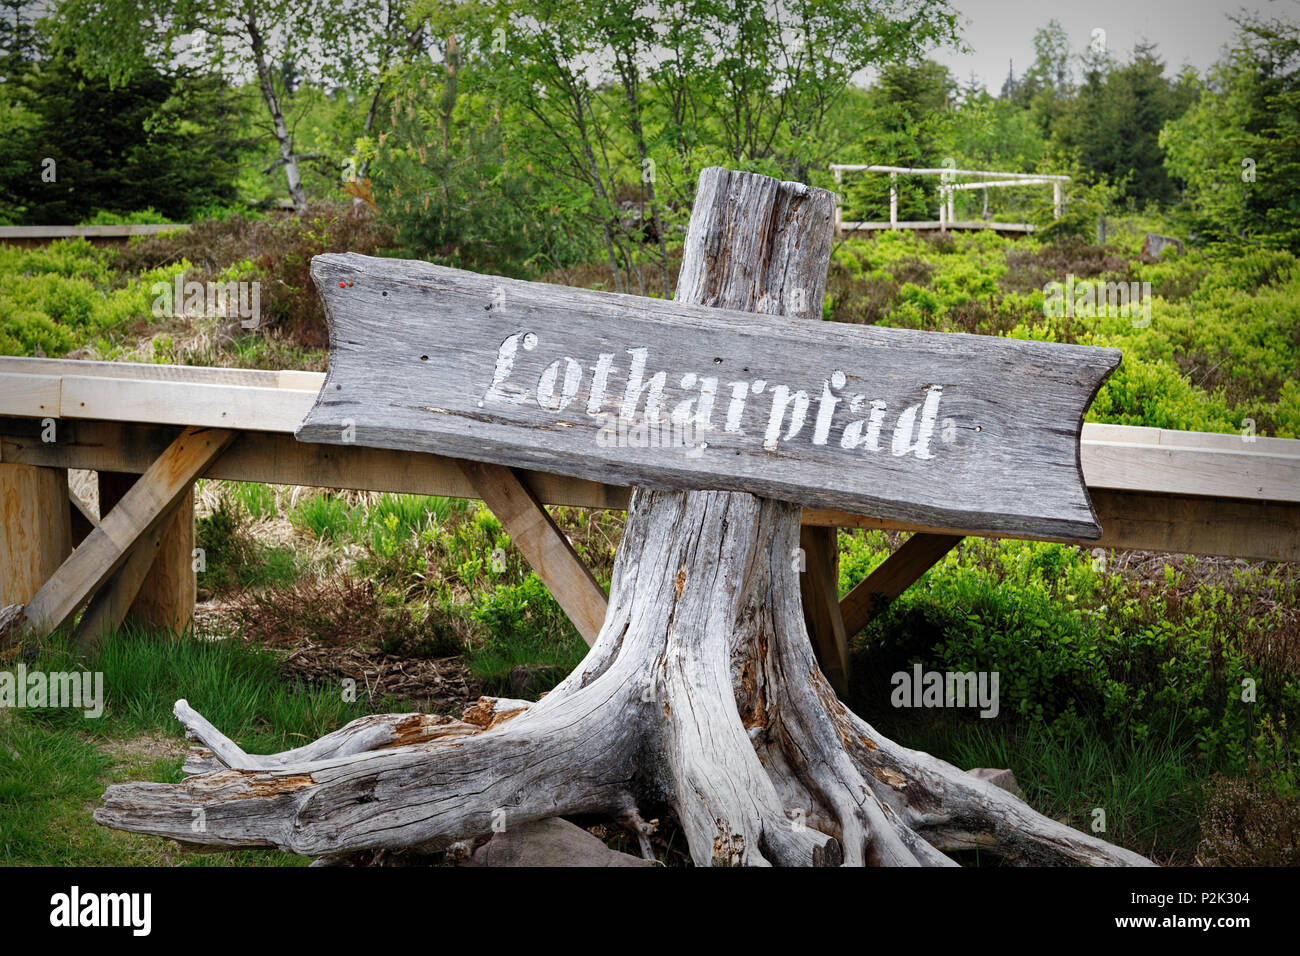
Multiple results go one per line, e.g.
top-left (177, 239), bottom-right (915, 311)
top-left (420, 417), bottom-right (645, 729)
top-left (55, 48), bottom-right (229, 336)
top-left (297, 253), bottom-right (1120, 540)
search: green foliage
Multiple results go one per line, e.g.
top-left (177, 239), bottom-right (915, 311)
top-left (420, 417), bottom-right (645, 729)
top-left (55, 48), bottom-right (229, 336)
top-left (1050, 43), bottom-right (1197, 205)
top-left (81, 209), bottom-right (177, 226)
top-left (824, 231), bottom-right (1299, 438)
top-left (901, 714), bottom-right (1205, 858)
top-left (0, 61), bottom-right (243, 224)
top-left (846, 535), bottom-right (1300, 774)
top-left (22, 628), bottom-right (395, 753)
top-left (111, 202), bottom-right (394, 351)
top-left (0, 239), bottom-right (185, 357)
top-left (466, 574), bottom-right (589, 693)
top-left (1160, 16), bottom-right (1300, 254)
top-left (196, 494), bottom-right (299, 595)
top-left (370, 61), bottom-right (553, 276)
top-left (845, 59), bottom-right (957, 221)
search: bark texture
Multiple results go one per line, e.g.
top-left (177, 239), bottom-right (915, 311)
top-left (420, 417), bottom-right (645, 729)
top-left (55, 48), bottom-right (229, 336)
top-left (95, 168), bottom-right (1151, 867)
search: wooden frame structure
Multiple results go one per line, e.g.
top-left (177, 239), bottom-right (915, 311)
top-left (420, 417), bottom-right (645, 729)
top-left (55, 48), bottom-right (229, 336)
top-left (3, 355), bottom-right (1299, 692)
top-left (830, 164), bottom-right (1070, 236)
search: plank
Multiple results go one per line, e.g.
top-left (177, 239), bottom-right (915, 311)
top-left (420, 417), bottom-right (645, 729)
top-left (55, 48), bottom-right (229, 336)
top-left (59, 377), bottom-right (311, 432)
top-left (297, 253), bottom-right (1120, 540)
top-left (0, 224), bottom-right (187, 240)
top-left (1087, 490), bottom-right (1300, 563)
top-left (1081, 421), bottom-right (1299, 454)
top-left (0, 464), bottom-right (71, 606)
top-left (841, 220), bottom-right (1036, 233)
top-left (0, 419), bottom-right (633, 510)
top-left (19, 427), bottom-right (235, 638)
top-left (0, 373), bottom-right (61, 419)
top-left (799, 526), bottom-right (849, 693)
top-left (0, 356), bottom-right (297, 387)
top-left (4, 419), bottom-right (1298, 561)
top-left (839, 533), bottom-right (964, 638)
top-left (1082, 439), bottom-right (1300, 501)
top-left (804, 493), bottom-right (1300, 563)
top-left (457, 460), bottom-right (608, 645)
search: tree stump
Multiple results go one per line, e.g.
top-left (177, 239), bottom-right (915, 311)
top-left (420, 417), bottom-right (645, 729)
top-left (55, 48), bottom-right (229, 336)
top-left (95, 169), bottom-right (1151, 867)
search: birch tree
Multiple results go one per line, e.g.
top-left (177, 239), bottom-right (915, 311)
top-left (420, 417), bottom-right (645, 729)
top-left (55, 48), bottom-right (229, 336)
top-left (53, 0), bottom-right (388, 212)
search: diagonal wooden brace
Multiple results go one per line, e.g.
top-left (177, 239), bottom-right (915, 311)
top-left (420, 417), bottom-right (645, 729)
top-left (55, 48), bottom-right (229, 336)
top-left (839, 532), bottom-right (964, 638)
top-left (457, 459), bottom-right (609, 645)
top-left (19, 426), bottom-right (235, 642)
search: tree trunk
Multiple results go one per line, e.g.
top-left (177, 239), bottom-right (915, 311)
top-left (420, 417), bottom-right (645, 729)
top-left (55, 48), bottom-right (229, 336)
top-left (94, 168), bottom-right (1152, 867)
top-left (248, 14), bottom-right (307, 214)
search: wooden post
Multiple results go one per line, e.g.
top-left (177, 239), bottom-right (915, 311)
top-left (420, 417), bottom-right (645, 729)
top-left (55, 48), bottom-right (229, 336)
top-left (889, 171), bottom-right (898, 228)
top-left (0, 463), bottom-right (71, 606)
top-left (21, 427), bottom-right (233, 639)
top-left (1053, 181), bottom-right (1063, 219)
top-left (833, 167), bottom-right (843, 237)
top-left (98, 170), bottom-right (1148, 869)
top-left (99, 473), bottom-right (197, 633)
top-left (72, 494), bottom-right (189, 651)
top-left (799, 525), bottom-right (850, 693)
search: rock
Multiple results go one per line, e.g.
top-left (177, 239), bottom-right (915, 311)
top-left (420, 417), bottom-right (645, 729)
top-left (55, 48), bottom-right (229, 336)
top-left (1141, 233), bottom-right (1183, 260)
top-left (460, 817), bottom-right (655, 867)
top-left (967, 767), bottom-right (1026, 800)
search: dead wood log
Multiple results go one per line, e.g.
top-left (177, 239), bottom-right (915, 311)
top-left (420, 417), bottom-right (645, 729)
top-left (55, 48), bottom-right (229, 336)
top-left (95, 168), bottom-right (1152, 867)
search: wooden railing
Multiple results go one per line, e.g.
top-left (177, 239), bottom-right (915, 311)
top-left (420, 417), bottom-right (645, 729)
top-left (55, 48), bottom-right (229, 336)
top-left (2, 355), bottom-right (1297, 650)
top-left (0, 225), bottom-right (190, 247)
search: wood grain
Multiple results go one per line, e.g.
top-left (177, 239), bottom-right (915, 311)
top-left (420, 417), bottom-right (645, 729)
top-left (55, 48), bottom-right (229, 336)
top-left (6, 419), bottom-right (1298, 561)
top-left (99, 473), bottom-right (196, 634)
top-left (4, 361), bottom-right (1296, 507)
top-left (297, 252), bottom-right (1119, 539)
top-left (0, 463), bottom-right (71, 606)
top-left (19, 427), bottom-right (234, 638)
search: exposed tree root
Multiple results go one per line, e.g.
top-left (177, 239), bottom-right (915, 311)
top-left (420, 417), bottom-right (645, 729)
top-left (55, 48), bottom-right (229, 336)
top-left (95, 167), bottom-right (1151, 867)
top-left (96, 489), bottom-right (1150, 867)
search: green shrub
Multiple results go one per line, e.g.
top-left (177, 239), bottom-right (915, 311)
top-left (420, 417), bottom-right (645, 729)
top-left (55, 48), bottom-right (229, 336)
top-left (848, 535), bottom-right (1299, 771)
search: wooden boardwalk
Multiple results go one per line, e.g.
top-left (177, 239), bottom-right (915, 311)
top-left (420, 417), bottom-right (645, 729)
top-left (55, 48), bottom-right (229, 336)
top-left (2, 355), bottom-right (1297, 661)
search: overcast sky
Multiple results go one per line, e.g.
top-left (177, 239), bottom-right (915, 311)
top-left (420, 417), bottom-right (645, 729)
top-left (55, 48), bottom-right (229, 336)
top-left (931, 0), bottom-right (1298, 92)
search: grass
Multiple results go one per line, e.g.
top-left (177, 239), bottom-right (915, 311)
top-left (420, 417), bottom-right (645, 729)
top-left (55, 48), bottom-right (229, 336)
top-left (21, 628), bottom-right (401, 752)
top-left (463, 579), bottom-right (590, 694)
top-left (5, 219), bottom-right (1297, 864)
top-left (866, 711), bottom-right (1207, 864)
top-left (0, 628), bottom-right (416, 866)
top-left (289, 491), bottom-right (359, 540)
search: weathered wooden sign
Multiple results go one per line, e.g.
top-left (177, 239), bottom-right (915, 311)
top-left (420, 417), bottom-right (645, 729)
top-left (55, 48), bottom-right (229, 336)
top-left (297, 252), bottom-right (1120, 540)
